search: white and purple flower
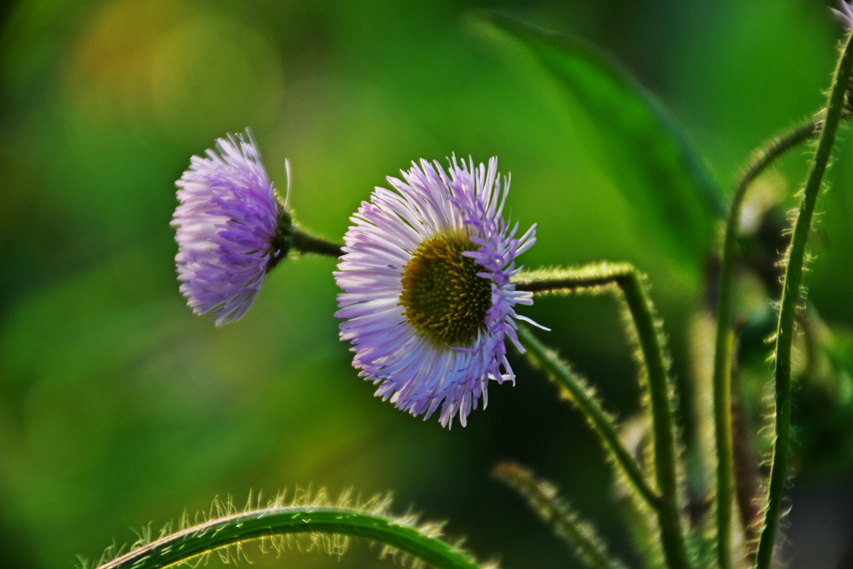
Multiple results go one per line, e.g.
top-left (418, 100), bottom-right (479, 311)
top-left (335, 156), bottom-right (542, 428)
top-left (834, 0), bottom-right (853, 28)
top-left (172, 131), bottom-right (288, 325)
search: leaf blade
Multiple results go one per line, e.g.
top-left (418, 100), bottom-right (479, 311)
top-left (483, 15), bottom-right (724, 276)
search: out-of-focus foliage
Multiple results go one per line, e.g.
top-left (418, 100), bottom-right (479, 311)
top-left (2, 1), bottom-right (853, 569)
top-left (483, 14), bottom-right (724, 285)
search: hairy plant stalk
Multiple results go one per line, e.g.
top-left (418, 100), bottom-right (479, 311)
top-left (516, 324), bottom-right (661, 510)
top-left (754, 29), bottom-right (853, 569)
top-left (730, 374), bottom-right (762, 557)
top-left (91, 505), bottom-right (485, 569)
top-left (515, 263), bottom-right (692, 569)
top-left (711, 117), bottom-right (818, 569)
top-left (494, 463), bottom-right (627, 569)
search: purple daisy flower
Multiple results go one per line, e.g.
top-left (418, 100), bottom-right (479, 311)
top-left (834, 0), bottom-right (853, 28)
top-left (172, 131), bottom-right (289, 325)
top-left (335, 156), bottom-right (543, 428)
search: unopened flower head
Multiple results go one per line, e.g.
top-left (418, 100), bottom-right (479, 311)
top-left (335, 156), bottom-right (541, 428)
top-left (172, 131), bottom-right (291, 325)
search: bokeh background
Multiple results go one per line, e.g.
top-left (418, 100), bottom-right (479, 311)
top-left (4, 1), bottom-right (853, 568)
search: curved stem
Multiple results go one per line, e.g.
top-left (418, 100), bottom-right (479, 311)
top-left (94, 506), bottom-right (483, 569)
top-left (754, 30), bottom-right (853, 569)
top-left (711, 117), bottom-right (818, 569)
top-left (515, 262), bottom-right (691, 569)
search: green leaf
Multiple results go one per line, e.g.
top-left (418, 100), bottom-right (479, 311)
top-left (481, 15), bottom-right (724, 277)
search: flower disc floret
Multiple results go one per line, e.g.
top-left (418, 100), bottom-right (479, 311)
top-left (400, 231), bottom-right (493, 347)
top-left (172, 131), bottom-right (285, 325)
top-left (335, 156), bottom-right (541, 428)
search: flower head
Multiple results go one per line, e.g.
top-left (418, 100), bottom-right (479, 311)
top-left (172, 131), bottom-right (290, 325)
top-left (335, 156), bottom-right (540, 428)
top-left (834, 1), bottom-right (853, 29)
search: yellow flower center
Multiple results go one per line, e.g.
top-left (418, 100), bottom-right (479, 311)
top-left (400, 231), bottom-right (492, 347)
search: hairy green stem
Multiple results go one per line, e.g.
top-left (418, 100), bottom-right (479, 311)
top-left (754, 30), bottom-right (853, 569)
top-left (93, 506), bottom-right (484, 569)
top-left (515, 263), bottom-right (691, 569)
top-left (711, 117), bottom-right (818, 569)
top-left (730, 373), bottom-right (762, 558)
top-left (494, 462), bottom-right (627, 569)
top-left (516, 323), bottom-right (662, 510)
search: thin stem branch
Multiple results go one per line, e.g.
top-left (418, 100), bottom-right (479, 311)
top-left (711, 117), bottom-right (818, 569)
top-left (515, 262), bottom-right (691, 569)
top-left (754, 30), bottom-right (853, 569)
top-left (516, 324), bottom-right (663, 511)
top-left (293, 228), bottom-right (343, 257)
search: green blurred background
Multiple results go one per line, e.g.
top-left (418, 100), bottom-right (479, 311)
top-left (3, 0), bottom-right (853, 568)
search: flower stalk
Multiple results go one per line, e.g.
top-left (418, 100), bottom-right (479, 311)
top-left (514, 263), bottom-right (691, 569)
top-left (292, 228), bottom-right (344, 258)
top-left (516, 324), bottom-right (662, 510)
top-left (92, 505), bottom-right (486, 569)
top-left (711, 116), bottom-right (818, 569)
top-left (268, 220), bottom-right (343, 270)
top-left (754, 28), bottom-right (853, 569)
